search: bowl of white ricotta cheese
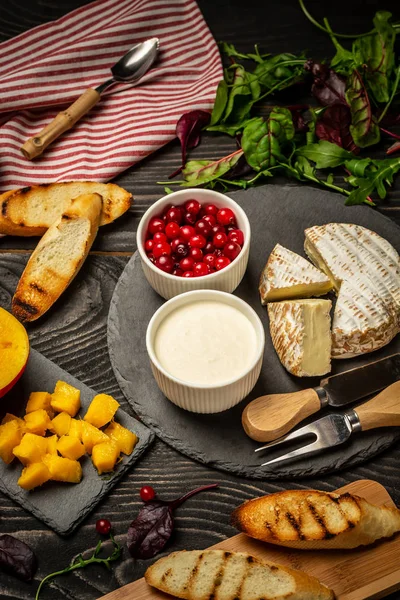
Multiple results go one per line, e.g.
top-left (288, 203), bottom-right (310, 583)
top-left (146, 289), bottom-right (265, 413)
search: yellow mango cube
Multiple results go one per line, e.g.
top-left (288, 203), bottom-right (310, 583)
top-left (68, 419), bottom-right (82, 441)
top-left (13, 433), bottom-right (48, 465)
top-left (47, 435), bottom-right (59, 455)
top-left (57, 436), bottom-right (85, 461)
top-left (1, 413), bottom-right (26, 432)
top-left (51, 380), bottom-right (81, 417)
top-left (105, 421), bottom-right (138, 455)
top-left (81, 421), bottom-right (109, 454)
top-left (92, 440), bottom-right (119, 474)
top-left (18, 462), bottom-right (51, 491)
top-left (0, 420), bottom-right (24, 464)
top-left (51, 412), bottom-right (71, 437)
top-left (26, 391), bottom-right (54, 417)
top-left (84, 394), bottom-right (120, 428)
top-left (42, 454), bottom-right (82, 483)
top-left (24, 409), bottom-right (53, 436)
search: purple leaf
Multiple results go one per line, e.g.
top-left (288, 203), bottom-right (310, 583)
top-left (316, 104), bottom-right (359, 153)
top-left (0, 534), bottom-right (37, 581)
top-left (171, 110), bottom-right (211, 177)
top-left (304, 60), bottom-right (347, 106)
top-left (127, 483), bottom-right (218, 560)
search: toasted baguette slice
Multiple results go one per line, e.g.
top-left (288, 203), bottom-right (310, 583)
top-left (231, 489), bottom-right (400, 550)
top-left (0, 182), bottom-right (131, 236)
top-left (12, 193), bottom-right (102, 322)
top-left (145, 549), bottom-right (334, 600)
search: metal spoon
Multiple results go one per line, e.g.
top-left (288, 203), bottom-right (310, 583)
top-left (21, 37), bottom-right (160, 160)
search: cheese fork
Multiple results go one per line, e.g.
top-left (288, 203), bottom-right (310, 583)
top-left (255, 380), bottom-right (400, 467)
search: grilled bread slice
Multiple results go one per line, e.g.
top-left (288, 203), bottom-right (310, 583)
top-left (231, 490), bottom-right (400, 550)
top-left (12, 193), bottom-right (102, 322)
top-left (145, 549), bottom-right (334, 600)
top-left (0, 182), bottom-right (131, 236)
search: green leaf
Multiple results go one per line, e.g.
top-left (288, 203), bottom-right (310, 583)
top-left (209, 80), bottom-right (229, 126)
top-left (352, 11), bottom-right (396, 103)
top-left (241, 108), bottom-right (294, 171)
top-left (296, 140), bottom-right (354, 168)
top-left (207, 117), bottom-right (260, 137)
top-left (324, 19), bottom-right (356, 75)
top-left (346, 157), bottom-right (400, 205)
top-left (182, 150), bottom-right (243, 186)
top-left (344, 158), bottom-right (373, 177)
top-left (223, 66), bottom-right (261, 123)
top-left (219, 42), bottom-right (270, 63)
top-left (253, 53), bottom-right (304, 90)
top-left (346, 70), bottom-right (380, 148)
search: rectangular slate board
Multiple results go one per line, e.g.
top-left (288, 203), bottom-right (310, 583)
top-left (0, 348), bottom-right (155, 536)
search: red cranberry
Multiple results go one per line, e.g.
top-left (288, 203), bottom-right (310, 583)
top-left (189, 247), bottom-right (203, 261)
top-left (213, 232), bottom-right (228, 248)
top-left (140, 485), bottom-right (156, 501)
top-left (180, 225), bottom-right (195, 240)
top-left (174, 243), bottom-right (188, 258)
top-left (195, 219), bottom-right (212, 237)
top-left (148, 217), bottom-right (165, 235)
top-left (204, 254), bottom-right (216, 268)
top-left (228, 229), bottom-right (244, 246)
top-left (182, 270), bottom-right (195, 277)
top-left (96, 518), bottom-right (111, 535)
top-left (147, 253), bottom-right (155, 263)
top-left (223, 241), bottom-right (241, 261)
top-left (173, 268), bottom-right (184, 277)
top-left (144, 239), bottom-right (154, 252)
top-left (180, 256), bottom-right (195, 271)
top-left (155, 255), bottom-right (174, 273)
top-left (166, 206), bottom-right (183, 224)
top-left (214, 248), bottom-right (223, 257)
top-left (171, 237), bottom-right (186, 252)
top-left (184, 199), bottom-right (201, 215)
top-left (212, 224), bottom-right (225, 236)
top-left (215, 256), bottom-right (231, 270)
top-left (153, 231), bottom-right (167, 243)
top-left (165, 221), bottom-right (181, 239)
top-left (204, 203), bottom-right (218, 215)
top-left (189, 234), bottom-right (206, 248)
top-left (217, 207), bottom-right (236, 226)
top-left (206, 265), bottom-right (215, 274)
top-left (193, 262), bottom-right (209, 277)
top-left (204, 241), bottom-right (215, 254)
top-left (202, 214), bottom-right (216, 227)
top-left (153, 241), bottom-right (172, 258)
top-left (184, 211), bottom-right (197, 225)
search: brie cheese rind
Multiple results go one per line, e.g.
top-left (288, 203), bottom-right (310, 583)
top-left (259, 244), bottom-right (333, 304)
top-left (268, 299), bottom-right (332, 377)
top-left (305, 223), bottom-right (400, 359)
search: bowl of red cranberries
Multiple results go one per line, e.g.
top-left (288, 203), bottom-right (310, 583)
top-left (137, 189), bottom-right (250, 299)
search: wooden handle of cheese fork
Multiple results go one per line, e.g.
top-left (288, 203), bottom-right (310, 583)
top-left (355, 381), bottom-right (400, 431)
top-left (242, 388), bottom-right (322, 442)
top-left (20, 88), bottom-right (101, 159)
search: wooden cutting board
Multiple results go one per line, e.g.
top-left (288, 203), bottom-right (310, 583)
top-left (100, 480), bottom-right (400, 600)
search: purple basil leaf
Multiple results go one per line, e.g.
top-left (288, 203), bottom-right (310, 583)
top-left (316, 104), bottom-right (359, 153)
top-left (0, 534), bottom-right (37, 582)
top-left (225, 153), bottom-right (254, 179)
top-left (305, 60), bottom-right (347, 106)
top-left (126, 483), bottom-right (218, 560)
top-left (173, 110), bottom-right (211, 175)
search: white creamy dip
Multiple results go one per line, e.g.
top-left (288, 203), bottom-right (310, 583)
top-left (154, 300), bottom-right (257, 385)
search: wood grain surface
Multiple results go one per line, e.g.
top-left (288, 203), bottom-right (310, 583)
top-left (100, 480), bottom-right (400, 600)
top-left (0, 1), bottom-right (400, 600)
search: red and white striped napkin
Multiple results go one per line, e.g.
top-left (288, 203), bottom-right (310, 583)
top-left (0, 0), bottom-right (222, 190)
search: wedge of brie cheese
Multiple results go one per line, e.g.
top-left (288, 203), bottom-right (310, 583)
top-left (268, 299), bottom-right (332, 377)
top-left (259, 244), bottom-right (333, 304)
top-left (305, 223), bottom-right (400, 358)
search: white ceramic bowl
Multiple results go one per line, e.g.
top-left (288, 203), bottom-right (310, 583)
top-left (137, 188), bottom-right (251, 299)
top-left (146, 289), bottom-right (265, 413)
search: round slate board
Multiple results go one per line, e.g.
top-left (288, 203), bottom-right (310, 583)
top-left (107, 185), bottom-right (400, 479)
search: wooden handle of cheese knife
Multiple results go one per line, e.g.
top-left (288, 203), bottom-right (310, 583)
top-left (20, 88), bottom-right (101, 159)
top-left (242, 388), bottom-right (322, 442)
top-left (355, 381), bottom-right (400, 431)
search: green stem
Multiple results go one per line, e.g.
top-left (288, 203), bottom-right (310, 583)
top-left (378, 65), bottom-right (400, 123)
top-left (299, 0), bottom-right (377, 38)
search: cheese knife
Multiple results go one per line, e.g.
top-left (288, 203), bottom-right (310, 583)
top-left (242, 353), bottom-right (400, 442)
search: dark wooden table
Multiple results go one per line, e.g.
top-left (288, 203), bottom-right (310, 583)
top-left (1, 1), bottom-right (400, 599)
